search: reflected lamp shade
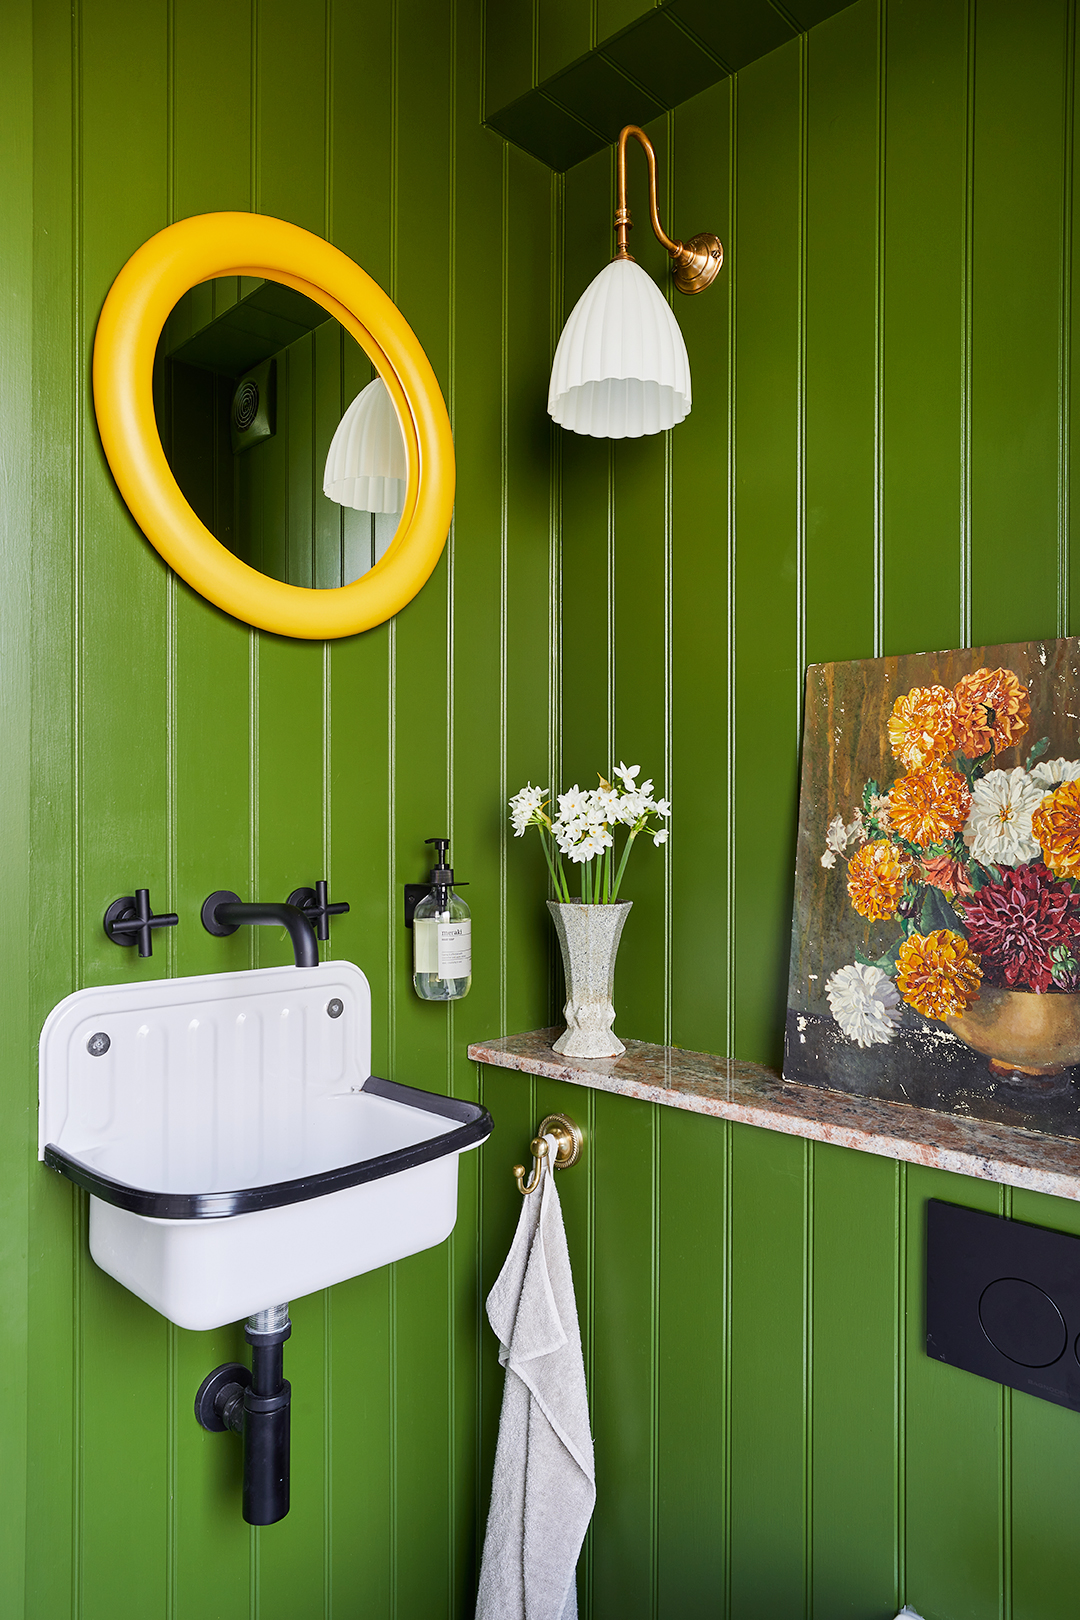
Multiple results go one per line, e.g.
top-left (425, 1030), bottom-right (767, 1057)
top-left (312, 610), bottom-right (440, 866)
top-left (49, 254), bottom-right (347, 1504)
top-left (547, 259), bottom-right (692, 439)
top-left (323, 377), bottom-right (407, 513)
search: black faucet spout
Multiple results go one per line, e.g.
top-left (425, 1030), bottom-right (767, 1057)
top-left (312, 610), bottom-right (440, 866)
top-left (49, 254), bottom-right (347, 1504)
top-left (201, 891), bottom-right (320, 968)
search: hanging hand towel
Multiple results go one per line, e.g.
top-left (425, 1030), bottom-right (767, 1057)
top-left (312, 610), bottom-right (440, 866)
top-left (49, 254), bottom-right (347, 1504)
top-left (475, 1137), bottom-right (595, 1620)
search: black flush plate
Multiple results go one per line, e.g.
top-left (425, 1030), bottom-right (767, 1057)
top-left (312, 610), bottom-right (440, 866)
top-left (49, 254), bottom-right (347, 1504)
top-left (927, 1198), bottom-right (1080, 1414)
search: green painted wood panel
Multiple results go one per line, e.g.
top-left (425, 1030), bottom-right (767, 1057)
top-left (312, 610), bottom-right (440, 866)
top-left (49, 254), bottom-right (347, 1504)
top-left (731, 36), bottom-right (803, 1070)
top-left (14, 2), bottom-right (1080, 1619)
top-left (0, 6), bottom-right (33, 1616)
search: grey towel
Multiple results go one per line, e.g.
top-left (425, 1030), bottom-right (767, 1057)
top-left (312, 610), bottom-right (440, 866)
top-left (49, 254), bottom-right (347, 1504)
top-left (475, 1137), bottom-right (596, 1620)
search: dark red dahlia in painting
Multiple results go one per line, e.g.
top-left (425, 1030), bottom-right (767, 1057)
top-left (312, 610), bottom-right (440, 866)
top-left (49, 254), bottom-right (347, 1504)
top-left (960, 863), bottom-right (1080, 994)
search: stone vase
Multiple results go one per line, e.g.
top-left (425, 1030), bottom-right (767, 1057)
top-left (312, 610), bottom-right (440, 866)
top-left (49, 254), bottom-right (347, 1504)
top-left (548, 899), bottom-right (632, 1059)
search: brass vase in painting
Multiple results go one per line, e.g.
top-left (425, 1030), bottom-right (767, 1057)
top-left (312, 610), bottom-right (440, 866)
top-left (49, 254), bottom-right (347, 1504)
top-left (946, 986), bottom-right (1080, 1088)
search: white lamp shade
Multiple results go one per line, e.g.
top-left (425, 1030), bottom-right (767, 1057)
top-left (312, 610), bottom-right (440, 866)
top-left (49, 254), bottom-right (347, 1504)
top-left (547, 258), bottom-right (692, 439)
top-left (323, 377), bottom-right (407, 513)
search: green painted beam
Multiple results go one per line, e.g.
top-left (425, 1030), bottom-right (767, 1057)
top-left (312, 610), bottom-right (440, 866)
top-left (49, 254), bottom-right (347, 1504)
top-left (484, 0), bottom-right (858, 171)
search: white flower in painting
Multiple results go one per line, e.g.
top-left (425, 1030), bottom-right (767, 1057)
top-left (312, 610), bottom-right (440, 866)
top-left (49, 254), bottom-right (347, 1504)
top-left (825, 963), bottom-right (902, 1048)
top-left (508, 783), bottom-right (547, 836)
top-left (963, 767), bottom-right (1044, 867)
top-left (868, 795), bottom-right (891, 830)
top-left (820, 811), bottom-right (861, 868)
top-left (614, 762), bottom-right (640, 789)
top-left (1030, 757), bottom-right (1080, 791)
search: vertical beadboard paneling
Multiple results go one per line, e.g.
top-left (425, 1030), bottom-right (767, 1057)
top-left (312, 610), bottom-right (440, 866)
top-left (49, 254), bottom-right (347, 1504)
top-left (0, 4), bottom-right (32, 1614)
top-left (17, 0), bottom-right (551, 1616)
top-left (15, 3), bottom-right (1080, 1619)
top-left (541, 5), bottom-right (1080, 1620)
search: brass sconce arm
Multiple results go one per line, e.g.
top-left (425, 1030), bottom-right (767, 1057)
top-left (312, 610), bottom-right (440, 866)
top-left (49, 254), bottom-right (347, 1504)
top-left (613, 124), bottom-right (724, 296)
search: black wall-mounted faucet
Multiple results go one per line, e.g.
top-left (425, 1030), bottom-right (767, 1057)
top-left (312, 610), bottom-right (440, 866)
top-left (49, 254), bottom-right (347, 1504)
top-left (104, 889), bottom-right (179, 958)
top-left (286, 880), bottom-right (350, 942)
top-left (201, 891), bottom-right (320, 968)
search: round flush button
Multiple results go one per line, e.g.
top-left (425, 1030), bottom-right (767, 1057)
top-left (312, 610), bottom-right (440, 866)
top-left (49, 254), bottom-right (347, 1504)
top-left (978, 1277), bottom-right (1067, 1367)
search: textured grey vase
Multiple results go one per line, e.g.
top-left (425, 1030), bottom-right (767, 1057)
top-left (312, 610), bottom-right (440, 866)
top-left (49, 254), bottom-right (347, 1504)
top-left (548, 899), bottom-right (632, 1059)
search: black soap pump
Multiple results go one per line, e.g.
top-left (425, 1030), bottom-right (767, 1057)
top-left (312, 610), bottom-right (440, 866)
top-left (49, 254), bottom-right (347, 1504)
top-left (411, 838), bottom-right (471, 1001)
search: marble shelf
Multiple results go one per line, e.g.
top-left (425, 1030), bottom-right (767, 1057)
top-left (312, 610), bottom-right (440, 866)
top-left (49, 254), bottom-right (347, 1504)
top-left (467, 1028), bottom-right (1080, 1202)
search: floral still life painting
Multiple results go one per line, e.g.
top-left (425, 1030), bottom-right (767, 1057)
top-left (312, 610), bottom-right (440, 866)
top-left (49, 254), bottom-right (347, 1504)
top-left (785, 637), bottom-right (1080, 1139)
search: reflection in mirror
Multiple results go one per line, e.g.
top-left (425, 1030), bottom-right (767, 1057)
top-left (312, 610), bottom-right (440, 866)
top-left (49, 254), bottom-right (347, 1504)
top-left (153, 277), bottom-right (407, 590)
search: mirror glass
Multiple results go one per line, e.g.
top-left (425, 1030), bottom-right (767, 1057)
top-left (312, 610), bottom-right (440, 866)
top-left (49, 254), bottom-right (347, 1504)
top-left (153, 276), bottom-right (408, 589)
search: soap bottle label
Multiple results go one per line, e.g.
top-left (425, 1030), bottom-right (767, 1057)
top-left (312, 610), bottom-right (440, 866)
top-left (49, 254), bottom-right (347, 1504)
top-left (437, 920), bottom-right (471, 978)
top-left (414, 918), bottom-right (439, 974)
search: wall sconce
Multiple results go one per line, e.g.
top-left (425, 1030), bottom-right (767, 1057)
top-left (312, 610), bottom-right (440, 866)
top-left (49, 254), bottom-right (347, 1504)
top-left (548, 124), bottom-right (724, 440)
top-left (323, 376), bottom-right (407, 514)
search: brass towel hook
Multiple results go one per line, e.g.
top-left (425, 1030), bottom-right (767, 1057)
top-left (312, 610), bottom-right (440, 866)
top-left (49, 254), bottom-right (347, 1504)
top-left (513, 1113), bottom-right (584, 1195)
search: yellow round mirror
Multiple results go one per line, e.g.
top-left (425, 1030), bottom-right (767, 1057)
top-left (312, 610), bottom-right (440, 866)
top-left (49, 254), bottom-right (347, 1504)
top-left (93, 212), bottom-right (455, 639)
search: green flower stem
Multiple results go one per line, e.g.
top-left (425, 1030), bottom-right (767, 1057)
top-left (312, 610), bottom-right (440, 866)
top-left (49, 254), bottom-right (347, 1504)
top-left (611, 826), bottom-right (640, 901)
top-left (538, 826), bottom-right (570, 903)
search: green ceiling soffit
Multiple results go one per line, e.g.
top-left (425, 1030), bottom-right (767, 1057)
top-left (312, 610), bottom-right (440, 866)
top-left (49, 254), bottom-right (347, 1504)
top-left (484, 0), bottom-right (857, 171)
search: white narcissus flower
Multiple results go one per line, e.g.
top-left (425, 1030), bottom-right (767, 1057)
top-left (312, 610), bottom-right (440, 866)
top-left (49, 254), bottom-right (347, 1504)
top-left (963, 767), bottom-right (1044, 867)
top-left (825, 963), bottom-right (902, 1048)
top-left (508, 783), bottom-right (547, 836)
top-left (654, 798), bottom-right (671, 818)
top-left (588, 787), bottom-right (619, 823)
top-left (652, 829), bottom-right (669, 847)
top-left (1030, 757), bottom-right (1080, 791)
top-left (557, 785), bottom-right (587, 820)
top-left (614, 762), bottom-right (640, 788)
top-left (616, 792), bottom-right (648, 825)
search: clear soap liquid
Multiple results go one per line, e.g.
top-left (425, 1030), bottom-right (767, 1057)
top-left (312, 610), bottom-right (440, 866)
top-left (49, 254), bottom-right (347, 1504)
top-left (413, 891), bottom-right (472, 1001)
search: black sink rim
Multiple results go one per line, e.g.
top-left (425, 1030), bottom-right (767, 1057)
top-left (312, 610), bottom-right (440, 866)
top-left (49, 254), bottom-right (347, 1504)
top-left (43, 1075), bottom-right (493, 1220)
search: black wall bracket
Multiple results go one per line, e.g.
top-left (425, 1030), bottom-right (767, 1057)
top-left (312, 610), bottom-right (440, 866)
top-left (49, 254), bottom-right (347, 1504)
top-left (195, 1317), bottom-right (292, 1525)
top-left (103, 889), bottom-right (179, 958)
top-left (286, 880), bottom-right (350, 942)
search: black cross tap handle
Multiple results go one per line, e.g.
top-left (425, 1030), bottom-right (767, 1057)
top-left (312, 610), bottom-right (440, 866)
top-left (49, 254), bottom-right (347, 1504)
top-left (104, 889), bottom-right (179, 958)
top-left (285, 880), bottom-right (350, 943)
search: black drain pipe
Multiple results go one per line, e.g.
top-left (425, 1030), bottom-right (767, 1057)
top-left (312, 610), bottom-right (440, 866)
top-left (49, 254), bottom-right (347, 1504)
top-left (195, 1303), bottom-right (292, 1525)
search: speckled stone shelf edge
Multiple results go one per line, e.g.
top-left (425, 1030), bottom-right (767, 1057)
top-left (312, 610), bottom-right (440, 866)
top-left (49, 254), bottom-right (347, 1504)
top-left (467, 1028), bottom-right (1080, 1203)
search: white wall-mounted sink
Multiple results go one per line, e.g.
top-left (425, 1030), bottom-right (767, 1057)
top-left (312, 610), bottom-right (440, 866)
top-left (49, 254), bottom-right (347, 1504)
top-left (39, 961), bottom-right (491, 1330)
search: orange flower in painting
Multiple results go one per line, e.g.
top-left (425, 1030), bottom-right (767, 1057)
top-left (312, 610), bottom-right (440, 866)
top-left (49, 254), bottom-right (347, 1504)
top-left (846, 840), bottom-right (913, 921)
top-left (887, 685), bottom-right (959, 771)
top-left (952, 667), bottom-right (1030, 759)
top-left (896, 930), bottom-right (982, 1020)
top-left (1032, 778), bottom-right (1080, 881)
top-left (920, 854), bottom-right (974, 898)
top-left (888, 766), bottom-right (971, 848)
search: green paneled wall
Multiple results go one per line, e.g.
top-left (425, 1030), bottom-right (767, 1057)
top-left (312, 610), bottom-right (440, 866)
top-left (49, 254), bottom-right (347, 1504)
top-left (7, 0), bottom-right (554, 1614)
top-left (479, 4), bottom-right (1080, 1619)
top-left (6, 1), bottom-right (1080, 1618)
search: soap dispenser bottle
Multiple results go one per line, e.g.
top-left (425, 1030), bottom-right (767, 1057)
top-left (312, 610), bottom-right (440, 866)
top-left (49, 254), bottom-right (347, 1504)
top-left (412, 838), bottom-right (471, 1001)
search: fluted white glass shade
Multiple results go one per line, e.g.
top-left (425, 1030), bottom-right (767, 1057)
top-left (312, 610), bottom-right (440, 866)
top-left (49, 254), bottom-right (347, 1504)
top-left (323, 377), bottom-right (407, 513)
top-left (548, 258), bottom-right (692, 439)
